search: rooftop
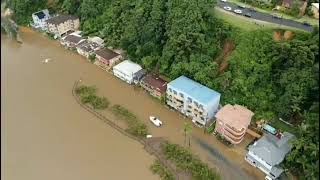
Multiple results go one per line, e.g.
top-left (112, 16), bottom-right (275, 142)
top-left (62, 34), bottom-right (84, 44)
top-left (33, 9), bottom-right (49, 19)
top-left (88, 36), bottom-right (104, 45)
top-left (77, 40), bottom-right (99, 53)
top-left (215, 104), bottom-right (254, 130)
top-left (46, 14), bottom-right (78, 25)
top-left (113, 60), bottom-right (142, 75)
top-left (95, 48), bottom-right (120, 60)
top-left (168, 76), bottom-right (220, 105)
top-left (141, 73), bottom-right (168, 93)
top-left (312, 3), bottom-right (319, 10)
top-left (248, 132), bottom-right (295, 166)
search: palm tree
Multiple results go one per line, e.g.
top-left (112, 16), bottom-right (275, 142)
top-left (183, 122), bottom-right (193, 148)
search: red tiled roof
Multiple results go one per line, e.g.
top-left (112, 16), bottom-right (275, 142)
top-left (141, 73), bottom-right (168, 94)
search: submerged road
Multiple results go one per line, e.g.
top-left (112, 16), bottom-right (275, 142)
top-left (217, 1), bottom-right (315, 32)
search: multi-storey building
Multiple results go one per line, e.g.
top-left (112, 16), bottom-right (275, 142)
top-left (46, 14), bottom-right (79, 38)
top-left (214, 104), bottom-right (254, 144)
top-left (166, 76), bottom-right (220, 126)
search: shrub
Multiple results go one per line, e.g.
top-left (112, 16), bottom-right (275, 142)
top-left (162, 143), bottom-right (220, 180)
top-left (75, 85), bottom-right (96, 97)
top-left (150, 160), bottom-right (175, 180)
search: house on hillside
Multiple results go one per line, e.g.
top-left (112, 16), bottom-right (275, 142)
top-left (166, 76), bottom-right (220, 127)
top-left (214, 104), bottom-right (254, 145)
top-left (88, 36), bottom-right (104, 47)
top-left (245, 132), bottom-right (295, 179)
top-left (94, 48), bottom-right (122, 70)
top-left (60, 33), bottom-right (85, 48)
top-left (281, 0), bottom-right (307, 15)
top-left (46, 14), bottom-right (79, 38)
top-left (311, 3), bottom-right (319, 19)
top-left (140, 73), bottom-right (168, 99)
top-left (31, 9), bottom-right (51, 31)
top-left (76, 40), bottom-right (100, 58)
top-left (112, 60), bottom-right (147, 84)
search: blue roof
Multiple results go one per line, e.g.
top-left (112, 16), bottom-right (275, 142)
top-left (168, 76), bottom-right (220, 105)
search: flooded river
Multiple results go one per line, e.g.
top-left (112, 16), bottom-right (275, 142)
top-left (1, 28), bottom-right (265, 180)
top-left (1, 29), bottom-right (158, 180)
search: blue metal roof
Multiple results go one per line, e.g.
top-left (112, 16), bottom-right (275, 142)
top-left (168, 76), bottom-right (220, 105)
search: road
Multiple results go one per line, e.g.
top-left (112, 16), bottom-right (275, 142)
top-left (217, 1), bottom-right (314, 32)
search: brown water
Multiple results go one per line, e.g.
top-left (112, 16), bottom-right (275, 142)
top-left (1, 28), bottom-right (265, 180)
top-left (1, 29), bottom-right (158, 180)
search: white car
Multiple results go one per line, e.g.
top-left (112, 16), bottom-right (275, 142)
top-left (234, 9), bottom-right (242, 14)
top-left (149, 116), bottom-right (162, 127)
top-left (220, 0), bottom-right (227, 2)
top-left (223, 6), bottom-right (232, 11)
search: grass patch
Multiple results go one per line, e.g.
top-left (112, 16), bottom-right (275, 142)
top-left (269, 119), bottom-right (298, 136)
top-left (110, 104), bottom-right (148, 138)
top-left (205, 122), bottom-right (216, 134)
top-left (75, 85), bottom-right (110, 110)
top-left (162, 142), bottom-right (220, 180)
top-left (150, 160), bottom-right (175, 180)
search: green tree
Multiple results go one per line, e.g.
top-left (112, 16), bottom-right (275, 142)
top-left (183, 122), bottom-right (192, 148)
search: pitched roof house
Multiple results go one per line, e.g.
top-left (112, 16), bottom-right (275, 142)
top-left (31, 9), bottom-right (51, 30)
top-left (94, 48), bottom-right (122, 70)
top-left (214, 104), bottom-right (254, 144)
top-left (245, 132), bottom-right (295, 179)
top-left (60, 33), bottom-right (85, 48)
top-left (282, 0), bottom-right (307, 15)
top-left (46, 14), bottom-right (79, 37)
top-left (140, 73), bottom-right (168, 99)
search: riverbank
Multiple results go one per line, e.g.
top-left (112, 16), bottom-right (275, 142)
top-left (3, 27), bottom-right (266, 180)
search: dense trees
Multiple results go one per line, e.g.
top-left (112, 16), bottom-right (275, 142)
top-left (6, 0), bottom-right (46, 24)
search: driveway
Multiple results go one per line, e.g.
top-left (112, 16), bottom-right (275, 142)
top-left (217, 1), bottom-right (314, 32)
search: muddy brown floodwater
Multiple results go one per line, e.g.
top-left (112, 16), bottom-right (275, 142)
top-left (1, 28), bottom-right (265, 180)
top-left (1, 29), bottom-right (158, 180)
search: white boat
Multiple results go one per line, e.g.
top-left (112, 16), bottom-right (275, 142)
top-left (149, 116), bottom-right (162, 127)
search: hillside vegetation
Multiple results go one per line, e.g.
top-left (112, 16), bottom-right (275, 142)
top-left (6, 0), bottom-right (319, 178)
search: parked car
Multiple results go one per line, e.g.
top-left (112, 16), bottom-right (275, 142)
top-left (248, 7), bottom-right (256, 12)
top-left (302, 21), bottom-right (311, 26)
top-left (223, 6), bottom-right (232, 11)
top-left (149, 116), bottom-right (162, 127)
top-left (244, 12), bottom-right (252, 17)
top-left (220, 0), bottom-right (227, 2)
top-left (234, 9), bottom-right (242, 14)
top-left (237, 4), bottom-right (246, 9)
top-left (271, 13), bottom-right (282, 19)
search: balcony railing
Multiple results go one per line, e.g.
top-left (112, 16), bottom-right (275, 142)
top-left (224, 128), bottom-right (246, 140)
top-left (225, 124), bottom-right (246, 135)
top-left (223, 134), bottom-right (243, 144)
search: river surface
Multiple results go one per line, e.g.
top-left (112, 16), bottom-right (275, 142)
top-left (1, 28), bottom-right (265, 180)
top-left (1, 29), bottom-right (158, 180)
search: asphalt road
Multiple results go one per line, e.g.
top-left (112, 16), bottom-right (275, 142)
top-left (217, 1), bottom-right (314, 32)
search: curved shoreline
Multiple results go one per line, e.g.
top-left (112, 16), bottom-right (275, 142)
top-left (71, 80), bottom-right (185, 179)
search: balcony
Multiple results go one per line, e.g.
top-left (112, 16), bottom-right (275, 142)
top-left (225, 124), bottom-right (246, 136)
top-left (223, 132), bottom-right (245, 144)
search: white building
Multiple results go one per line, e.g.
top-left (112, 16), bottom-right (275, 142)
top-left (166, 76), bottom-right (221, 126)
top-left (112, 60), bottom-right (146, 84)
top-left (31, 9), bottom-right (51, 31)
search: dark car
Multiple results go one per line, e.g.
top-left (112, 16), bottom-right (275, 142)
top-left (244, 12), bottom-right (252, 17)
top-left (302, 21), bottom-right (311, 26)
top-left (237, 4), bottom-right (246, 9)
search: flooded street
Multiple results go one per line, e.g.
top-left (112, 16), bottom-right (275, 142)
top-left (1, 29), bottom-right (158, 180)
top-left (2, 28), bottom-right (265, 180)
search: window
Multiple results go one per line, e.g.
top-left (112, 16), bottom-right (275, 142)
top-left (179, 93), bottom-right (184, 98)
top-left (173, 90), bottom-right (177, 95)
top-left (168, 88), bottom-right (172, 92)
top-left (194, 101), bottom-right (198, 106)
top-left (187, 97), bottom-right (192, 103)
